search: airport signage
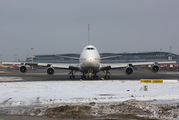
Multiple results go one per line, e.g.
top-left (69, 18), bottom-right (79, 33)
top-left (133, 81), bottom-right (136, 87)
top-left (140, 79), bottom-right (163, 83)
top-left (140, 79), bottom-right (152, 83)
top-left (153, 80), bottom-right (163, 83)
top-left (140, 79), bottom-right (178, 83)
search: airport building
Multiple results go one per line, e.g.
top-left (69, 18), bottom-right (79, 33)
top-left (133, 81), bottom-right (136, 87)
top-left (26, 51), bottom-right (179, 63)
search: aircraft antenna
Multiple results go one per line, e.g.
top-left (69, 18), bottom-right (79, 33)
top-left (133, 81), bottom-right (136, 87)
top-left (88, 24), bottom-right (91, 45)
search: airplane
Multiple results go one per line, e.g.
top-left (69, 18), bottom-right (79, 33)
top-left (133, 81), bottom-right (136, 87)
top-left (2, 45), bottom-right (176, 79)
top-left (0, 62), bottom-right (13, 68)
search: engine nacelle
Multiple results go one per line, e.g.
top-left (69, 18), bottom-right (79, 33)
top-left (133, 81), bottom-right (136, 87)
top-left (19, 66), bottom-right (28, 73)
top-left (151, 64), bottom-right (159, 73)
top-left (125, 67), bottom-right (133, 75)
top-left (46, 67), bottom-right (55, 75)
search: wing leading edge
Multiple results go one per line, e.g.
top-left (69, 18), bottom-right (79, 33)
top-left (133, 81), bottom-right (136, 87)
top-left (100, 61), bottom-right (176, 70)
top-left (2, 62), bottom-right (79, 70)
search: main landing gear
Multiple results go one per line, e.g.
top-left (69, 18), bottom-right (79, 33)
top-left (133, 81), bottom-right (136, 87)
top-left (104, 70), bottom-right (110, 79)
top-left (69, 69), bottom-right (111, 80)
top-left (81, 75), bottom-right (99, 80)
top-left (81, 73), bottom-right (86, 79)
top-left (69, 70), bottom-right (99, 80)
top-left (69, 70), bottom-right (76, 79)
top-left (93, 73), bottom-right (98, 79)
top-left (81, 72), bottom-right (99, 80)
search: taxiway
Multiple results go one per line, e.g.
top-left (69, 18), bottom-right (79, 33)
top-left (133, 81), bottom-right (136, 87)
top-left (0, 69), bottom-right (179, 81)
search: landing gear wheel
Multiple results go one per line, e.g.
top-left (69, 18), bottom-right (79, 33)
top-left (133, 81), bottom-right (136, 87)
top-left (93, 76), bottom-right (98, 80)
top-left (104, 70), bottom-right (110, 79)
top-left (88, 76), bottom-right (92, 80)
top-left (104, 75), bottom-right (110, 79)
top-left (70, 76), bottom-right (75, 79)
top-left (81, 76), bottom-right (86, 79)
top-left (69, 70), bottom-right (76, 80)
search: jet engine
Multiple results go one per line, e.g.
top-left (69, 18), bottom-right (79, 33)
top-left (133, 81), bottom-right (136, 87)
top-left (125, 67), bottom-right (133, 75)
top-left (151, 64), bottom-right (159, 73)
top-left (19, 66), bottom-right (28, 73)
top-left (46, 67), bottom-right (55, 75)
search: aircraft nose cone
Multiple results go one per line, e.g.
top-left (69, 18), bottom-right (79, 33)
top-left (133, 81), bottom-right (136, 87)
top-left (86, 58), bottom-right (93, 62)
top-left (85, 58), bottom-right (95, 66)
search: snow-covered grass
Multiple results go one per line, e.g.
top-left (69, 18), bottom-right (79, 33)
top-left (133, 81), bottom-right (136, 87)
top-left (0, 77), bottom-right (23, 81)
top-left (0, 78), bottom-right (179, 106)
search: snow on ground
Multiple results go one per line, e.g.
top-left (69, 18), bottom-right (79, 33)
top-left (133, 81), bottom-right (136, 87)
top-left (0, 77), bottom-right (179, 106)
top-left (0, 77), bottom-right (23, 81)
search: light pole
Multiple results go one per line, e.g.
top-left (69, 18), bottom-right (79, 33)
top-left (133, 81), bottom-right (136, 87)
top-left (0, 55), bottom-right (2, 62)
top-left (31, 48), bottom-right (34, 69)
top-left (14, 55), bottom-right (17, 61)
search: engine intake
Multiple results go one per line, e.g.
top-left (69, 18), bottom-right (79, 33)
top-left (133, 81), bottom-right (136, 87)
top-left (151, 64), bottom-right (159, 73)
top-left (125, 67), bottom-right (133, 75)
top-left (19, 66), bottom-right (28, 73)
top-left (46, 67), bottom-right (55, 75)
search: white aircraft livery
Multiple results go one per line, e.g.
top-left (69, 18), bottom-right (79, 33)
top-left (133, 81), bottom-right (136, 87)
top-left (2, 44), bottom-right (176, 79)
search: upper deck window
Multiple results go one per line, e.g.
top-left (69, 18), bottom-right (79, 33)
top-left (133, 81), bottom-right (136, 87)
top-left (86, 48), bottom-right (95, 50)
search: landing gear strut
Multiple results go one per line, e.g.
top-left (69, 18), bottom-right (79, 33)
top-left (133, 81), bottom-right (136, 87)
top-left (93, 73), bottom-right (98, 79)
top-left (69, 70), bottom-right (75, 79)
top-left (81, 72), bottom-right (98, 80)
top-left (81, 73), bottom-right (86, 79)
top-left (88, 69), bottom-right (93, 79)
top-left (104, 70), bottom-right (110, 79)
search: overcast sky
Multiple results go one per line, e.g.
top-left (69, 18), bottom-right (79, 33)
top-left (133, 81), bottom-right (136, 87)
top-left (0, 0), bottom-right (179, 61)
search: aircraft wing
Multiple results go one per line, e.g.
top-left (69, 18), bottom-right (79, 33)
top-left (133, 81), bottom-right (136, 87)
top-left (2, 62), bottom-right (79, 70)
top-left (2, 62), bottom-right (38, 65)
top-left (101, 61), bottom-right (176, 70)
top-left (38, 63), bottom-right (79, 70)
top-left (57, 56), bottom-right (79, 60)
top-left (100, 55), bottom-right (120, 60)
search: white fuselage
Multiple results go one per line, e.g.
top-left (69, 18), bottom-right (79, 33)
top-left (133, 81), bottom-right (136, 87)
top-left (79, 45), bottom-right (101, 73)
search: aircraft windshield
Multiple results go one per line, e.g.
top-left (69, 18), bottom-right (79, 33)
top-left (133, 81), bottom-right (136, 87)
top-left (86, 48), bottom-right (95, 50)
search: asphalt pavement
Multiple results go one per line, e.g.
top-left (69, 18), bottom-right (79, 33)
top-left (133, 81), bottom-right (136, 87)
top-left (0, 68), bottom-right (179, 81)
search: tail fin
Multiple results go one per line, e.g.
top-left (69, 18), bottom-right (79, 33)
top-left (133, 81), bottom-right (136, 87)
top-left (88, 24), bottom-right (91, 45)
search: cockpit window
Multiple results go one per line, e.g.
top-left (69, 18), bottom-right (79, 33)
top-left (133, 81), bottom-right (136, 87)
top-left (86, 48), bottom-right (95, 50)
